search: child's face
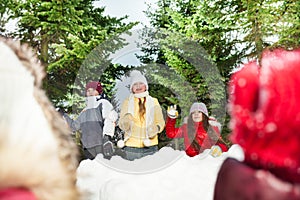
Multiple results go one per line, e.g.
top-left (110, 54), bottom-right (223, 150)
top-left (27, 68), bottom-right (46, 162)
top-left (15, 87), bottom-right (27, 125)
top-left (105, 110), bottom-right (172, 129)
top-left (192, 111), bottom-right (203, 122)
top-left (86, 88), bottom-right (99, 97)
top-left (132, 82), bottom-right (147, 94)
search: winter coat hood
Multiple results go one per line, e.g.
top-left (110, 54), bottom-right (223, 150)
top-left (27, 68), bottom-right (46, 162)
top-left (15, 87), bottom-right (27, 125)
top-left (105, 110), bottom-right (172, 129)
top-left (0, 37), bottom-right (79, 199)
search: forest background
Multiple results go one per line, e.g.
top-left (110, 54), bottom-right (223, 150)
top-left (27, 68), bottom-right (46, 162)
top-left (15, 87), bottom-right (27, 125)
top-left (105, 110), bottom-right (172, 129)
top-left (1, 0), bottom-right (299, 148)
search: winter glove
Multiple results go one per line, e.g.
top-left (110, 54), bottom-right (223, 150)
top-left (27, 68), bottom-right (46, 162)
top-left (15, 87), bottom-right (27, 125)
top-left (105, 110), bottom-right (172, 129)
top-left (113, 126), bottom-right (126, 149)
top-left (103, 134), bottom-right (114, 160)
top-left (112, 126), bottom-right (124, 144)
top-left (119, 113), bottom-right (133, 132)
top-left (147, 124), bottom-right (160, 138)
top-left (210, 145), bottom-right (222, 157)
top-left (167, 105), bottom-right (178, 119)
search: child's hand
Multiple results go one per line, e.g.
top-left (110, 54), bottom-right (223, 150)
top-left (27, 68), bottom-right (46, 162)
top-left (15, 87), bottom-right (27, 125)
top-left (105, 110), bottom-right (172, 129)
top-left (103, 135), bottom-right (114, 159)
top-left (167, 105), bottom-right (179, 119)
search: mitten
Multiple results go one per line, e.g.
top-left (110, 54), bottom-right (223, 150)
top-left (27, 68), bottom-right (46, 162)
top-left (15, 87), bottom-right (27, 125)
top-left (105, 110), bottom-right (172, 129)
top-left (119, 113), bottom-right (133, 132)
top-left (167, 105), bottom-right (178, 119)
top-left (210, 145), bottom-right (222, 157)
top-left (147, 124), bottom-right (160, 138)
top-left (103, 135), bottom-right (114, 159)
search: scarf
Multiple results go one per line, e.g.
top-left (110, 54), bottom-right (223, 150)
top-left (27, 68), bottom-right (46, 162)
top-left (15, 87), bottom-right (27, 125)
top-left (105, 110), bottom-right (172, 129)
top-left (127, 91), bottom-right (155, 139)
top-left (85, 95), bottom-right (103, 109)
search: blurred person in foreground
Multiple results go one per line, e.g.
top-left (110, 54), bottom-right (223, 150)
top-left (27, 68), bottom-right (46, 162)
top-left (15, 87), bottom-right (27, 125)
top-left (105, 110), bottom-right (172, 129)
top-left (0, 37), bottom-right (79, 199)
top-left (214, 48), bottom-right (300, 200)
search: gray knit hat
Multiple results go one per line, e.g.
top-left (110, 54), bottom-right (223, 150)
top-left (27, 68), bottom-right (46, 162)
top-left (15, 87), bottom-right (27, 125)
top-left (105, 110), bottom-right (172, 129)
top-left (189, 102), bottom-right (208, 116)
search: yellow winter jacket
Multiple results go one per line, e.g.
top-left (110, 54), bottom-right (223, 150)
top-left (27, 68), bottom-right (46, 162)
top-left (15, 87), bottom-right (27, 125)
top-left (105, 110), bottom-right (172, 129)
top-left (119, 96), bottom-right (165, 148)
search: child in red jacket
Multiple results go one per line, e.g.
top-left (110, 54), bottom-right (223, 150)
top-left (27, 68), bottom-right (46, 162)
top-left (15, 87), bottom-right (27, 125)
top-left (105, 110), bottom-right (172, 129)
top-left (166, 102), bottom-right (228, 157)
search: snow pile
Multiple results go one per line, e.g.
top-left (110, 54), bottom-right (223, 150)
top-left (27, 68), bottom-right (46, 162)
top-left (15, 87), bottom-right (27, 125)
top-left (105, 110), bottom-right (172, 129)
top-left (76, 145), bottom-right (244, 200)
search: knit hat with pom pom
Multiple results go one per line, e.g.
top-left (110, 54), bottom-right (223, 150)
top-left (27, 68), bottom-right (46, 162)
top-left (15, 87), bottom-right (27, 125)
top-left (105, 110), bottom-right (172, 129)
top-left (229, 48), bottom-right (300, 184)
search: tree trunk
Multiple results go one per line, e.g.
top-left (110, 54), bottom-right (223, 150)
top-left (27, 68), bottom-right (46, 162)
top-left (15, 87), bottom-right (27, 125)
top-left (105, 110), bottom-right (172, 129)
top-left (40, 33), bottom-right (49, 66)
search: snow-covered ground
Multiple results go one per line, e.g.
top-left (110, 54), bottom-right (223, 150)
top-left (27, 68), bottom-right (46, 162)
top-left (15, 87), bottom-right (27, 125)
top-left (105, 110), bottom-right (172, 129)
top-left (77, 144), bottom-right (244, 200)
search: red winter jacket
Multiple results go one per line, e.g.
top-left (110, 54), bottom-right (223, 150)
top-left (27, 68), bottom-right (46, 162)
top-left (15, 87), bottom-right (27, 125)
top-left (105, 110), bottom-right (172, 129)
top-left (166, 117), bottom-right (228, 157)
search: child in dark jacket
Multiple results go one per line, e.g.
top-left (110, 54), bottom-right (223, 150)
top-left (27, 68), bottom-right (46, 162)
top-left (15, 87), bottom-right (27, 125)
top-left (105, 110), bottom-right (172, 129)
top-left (63, 81), bottom-right (117, 160)
top-left (166, 102), bottom-right (228, 157)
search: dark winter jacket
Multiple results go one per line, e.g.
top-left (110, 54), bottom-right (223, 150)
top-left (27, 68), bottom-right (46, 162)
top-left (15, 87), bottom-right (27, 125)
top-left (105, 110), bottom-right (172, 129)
top-left (166, 117), bottom-right (228, 157)
top-left (64, 96), bottom-right (117, 148)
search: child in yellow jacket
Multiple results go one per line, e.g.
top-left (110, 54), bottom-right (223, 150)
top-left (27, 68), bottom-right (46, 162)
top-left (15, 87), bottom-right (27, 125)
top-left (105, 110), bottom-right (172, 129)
top-left (118, 70), bottom-right (165, 161)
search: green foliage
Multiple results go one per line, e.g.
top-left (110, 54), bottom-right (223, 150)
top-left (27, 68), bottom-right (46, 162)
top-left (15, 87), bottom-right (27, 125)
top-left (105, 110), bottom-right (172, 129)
top-left (1, 0), bottom-right (137, 109)
top-left (1, 0), bottom-right (299, 147)
top-left (142, 0), bottom-right (299, 144)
